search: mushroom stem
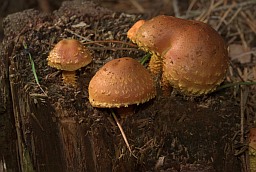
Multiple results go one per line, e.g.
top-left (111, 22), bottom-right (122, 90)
top-left (148, 54), bottom-right (163, 78)
top-left (160, 73), bottom-right (173, 96)
top-left (62, 71), bottom-right (77, 87)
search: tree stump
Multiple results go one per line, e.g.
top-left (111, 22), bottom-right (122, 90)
top-left (0, 1), bottom-right (241, 171)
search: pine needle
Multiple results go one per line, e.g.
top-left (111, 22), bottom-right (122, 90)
top-left (140, 53), bottom-right (151, 65)
top-left (217, 81), bottom-right (256, 91)
top-left (111, 110), bottom-right (137, 159)
top-left (23, 41), bottom-right (46, 95)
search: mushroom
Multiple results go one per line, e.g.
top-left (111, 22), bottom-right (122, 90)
top-left (47, 39), bottom-right (92, 87)
top-left (127, 15), bottom-right (229, 95)
top-left (89, 57), bottom-right (156, 157)
top-left (88, 57), bottom-right (156, 112)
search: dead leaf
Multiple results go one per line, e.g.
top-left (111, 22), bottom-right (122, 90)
top-left (229, 44), bottom-right (251, 64)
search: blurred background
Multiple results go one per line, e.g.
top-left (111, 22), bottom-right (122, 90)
top-left (0, 0), bottom-right (190, 40)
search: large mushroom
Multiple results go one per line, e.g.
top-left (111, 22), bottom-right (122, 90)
top-left (127, 15), bottom-right (229, 95)
top-left (88, 57), bottom-right (156, 111)
top-left (47, 39), bottom-right (92, 87)
top-left (89, 57), bottom-right (156, 156)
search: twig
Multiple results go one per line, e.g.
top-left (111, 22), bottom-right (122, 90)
top-left (215, 3), bottom-right (234, 30)
top-left (172, 0), bottom-right (180, 17)
top-left (88, 47), bottom-right (138, 52)
top-left (30, 112), bottom-right (44, 131)
top-left (226, 7), bottom-right (242, 25)
top-left (212, 0), bottom-right (256, 12)
top-left (185, 0), bottom-right (197, 18)
top-left (235, 24), bottom-right (248, 50)
top-left (240, 88), bottom-right (248, 143)
top-left (129, 0), bottom-right (144, 13)
top-left (65, 28), bottom-right (105, 47)
top-left (196, 0), bottom-right (223, 22)
top-left (65, 28), bottom-right (138, 49)
top-left (241, 11), bottom-right (256, 34)
top-left (111, 110), bottom-right (137, 159)
top-left (240, 87), bottom-right (249, 172)
top-left (83, 40), bottom-right (137, 48)
top-left (182, 0), bottom-right (256, 19)
top-left (65, 28), bottom-right (93, 42)
top-left (217, 81), bottom-right (256, 91)
top-left (232, 50), bottom-right (256, 60)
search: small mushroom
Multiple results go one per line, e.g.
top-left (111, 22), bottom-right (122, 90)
top-left (88, 57), bottom-right (156, 112)
top-left (47, 39), bottom-right (92, 87)
top-left (127, 15), bottom-right (229, 95)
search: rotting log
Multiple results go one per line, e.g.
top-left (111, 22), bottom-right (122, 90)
top-left (0, 1), bottom-right (242, 172)
top-left (0, 32), bottom-right (20, 171)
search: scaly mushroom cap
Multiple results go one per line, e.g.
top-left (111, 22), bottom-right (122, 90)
top-left (88, 57), bottom-right (156, 108)
top-left (47, 39), bottom-right (92, 71)
top-left (127, 15), bottom-right (229, 95)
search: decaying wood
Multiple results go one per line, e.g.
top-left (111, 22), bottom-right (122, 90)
top-left (1, 1), bottom-right (252, 171)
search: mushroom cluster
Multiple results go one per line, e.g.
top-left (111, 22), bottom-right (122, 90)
top-left (88, 57), bottom-right (156, 109)
top-left (47, 39), bottom-right (92, 87)
top-left (127, 15), bottom-right (229, 95)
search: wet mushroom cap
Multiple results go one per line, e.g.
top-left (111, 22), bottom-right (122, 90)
top-left (128, 15), bottom-right (229, 95)
top-left (128, 15), bottom-right (192, 55)
top-left (47, 39), bottom-right (92, 71)
top-left (88, 57), bottom-right (156, 108)
top-left (162, 21), bottom-right (229, 94)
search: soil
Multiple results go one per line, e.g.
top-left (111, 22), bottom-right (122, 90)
top-left (0, 1), bottom-right (248, 172)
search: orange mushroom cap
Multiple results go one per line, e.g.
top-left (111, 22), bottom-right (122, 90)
top-left (88, 57), bottom-right (156, 108)
top-left (128, 15), bottom-right (229, 95)
top-left (47, 39), bottom-right (92, 71)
